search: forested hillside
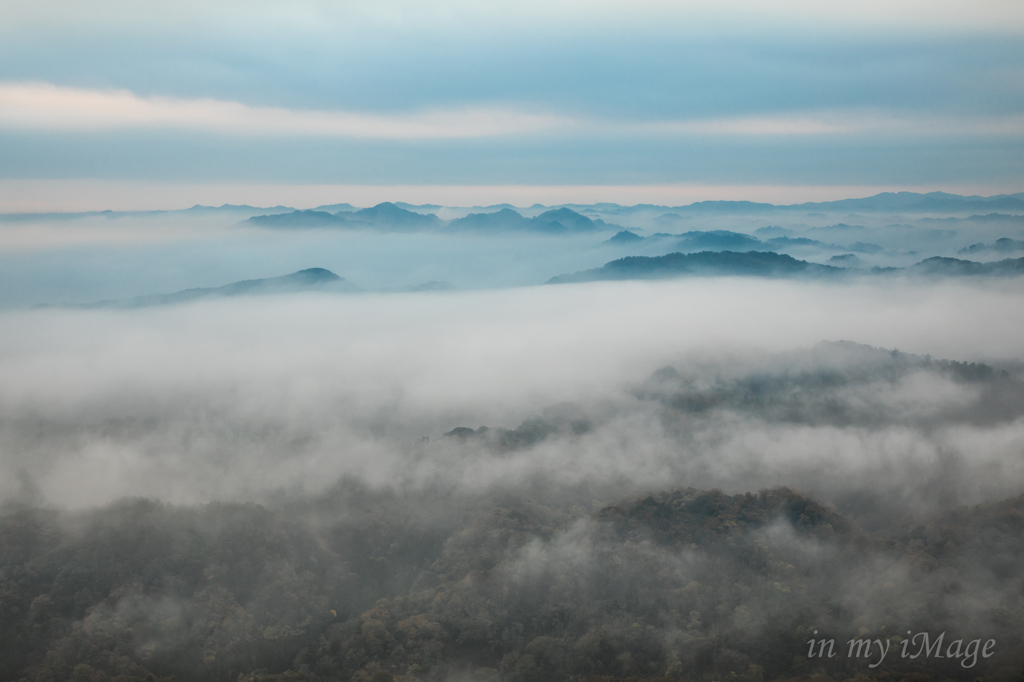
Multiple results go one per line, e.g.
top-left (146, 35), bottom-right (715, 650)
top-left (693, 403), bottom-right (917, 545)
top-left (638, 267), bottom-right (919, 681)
top-left (3, 483), bottom-right (1023, 682)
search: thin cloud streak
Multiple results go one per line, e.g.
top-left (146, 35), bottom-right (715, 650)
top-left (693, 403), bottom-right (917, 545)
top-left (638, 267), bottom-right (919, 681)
top-left (633, 111), bottom-right (1024, 137)
top-left (3, 82), bottom-right (1023, 140)
top-left (0, 82), bottom-right (568, 139)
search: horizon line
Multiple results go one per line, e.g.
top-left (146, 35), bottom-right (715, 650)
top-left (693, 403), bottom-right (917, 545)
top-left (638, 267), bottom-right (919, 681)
top-left (2, 181), bottom-right (1023, 214)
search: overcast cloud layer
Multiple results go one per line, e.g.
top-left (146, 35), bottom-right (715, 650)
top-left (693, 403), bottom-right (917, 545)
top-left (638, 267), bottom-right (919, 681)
top-left (0, 0), bottom-right (1021, 196)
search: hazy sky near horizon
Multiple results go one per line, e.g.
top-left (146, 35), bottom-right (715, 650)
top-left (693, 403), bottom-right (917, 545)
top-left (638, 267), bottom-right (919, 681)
top-left (1, 0), bottom-right (1023, 203)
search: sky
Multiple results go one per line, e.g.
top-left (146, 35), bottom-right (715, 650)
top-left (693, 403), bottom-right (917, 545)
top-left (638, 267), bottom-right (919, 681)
top-left (1, 0), bottom-right (1023, 208)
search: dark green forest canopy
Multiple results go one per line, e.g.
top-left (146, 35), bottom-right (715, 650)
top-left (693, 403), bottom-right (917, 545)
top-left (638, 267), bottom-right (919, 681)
top-left (2, 483), bottom-right (1023, 682)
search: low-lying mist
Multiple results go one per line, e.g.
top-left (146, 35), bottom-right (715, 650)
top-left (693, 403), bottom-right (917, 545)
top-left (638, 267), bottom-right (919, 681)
top-left (2, 276), bottom-right (1024, 682)
top-left (4, 197), bottom-right (1024, 308)
top-left (2, 277), bottom-right (1022, 509)
top-left (0, 216), bottom-right (617, 307)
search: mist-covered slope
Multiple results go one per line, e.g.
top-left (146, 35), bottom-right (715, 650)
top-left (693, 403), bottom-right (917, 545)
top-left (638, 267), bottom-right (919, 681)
top-left (247, 204), bottom-right (615, 235)
top-left (246, 203), bottom-right (442, 231)
top-left (446, 207), bottom-right (611, 234)
top-left (61, 268), bottom-right (356, 309)
top-left (3, 483), bottom-right (1022, 682)
top-left (2, 336), bottom-right (1024, 681)
top-left (4, 191), bottom-right (1024, 307)
top-left (548, 251), bottom-right (1024, 283)
top-left (548, 251), bottom-right (845, 282)
top-left (3, 193), bottom-right (1024, 681)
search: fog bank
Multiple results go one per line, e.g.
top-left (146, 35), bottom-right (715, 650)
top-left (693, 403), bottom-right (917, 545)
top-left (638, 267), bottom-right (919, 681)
top-left (1, 277), bottom-right (1022, 511)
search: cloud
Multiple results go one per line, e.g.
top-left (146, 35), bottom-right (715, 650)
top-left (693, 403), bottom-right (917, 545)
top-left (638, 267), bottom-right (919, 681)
top-left (629, 110), bottom-right (1024, 138)
top-left (3, 0), bottom-right (1023, 35)
top-left (0, 82), bottom-right (568, 139)
top-left (4, 83), bottom-right (1022, 141)
top-left (2, 277), bottom-right (1024, 508)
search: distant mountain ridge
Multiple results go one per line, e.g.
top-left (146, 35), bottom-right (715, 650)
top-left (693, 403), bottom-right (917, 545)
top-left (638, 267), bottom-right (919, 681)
top-left (446, 207), bottom-right (613, 233)
top-left (246, 202), bottom-right (442, 231)
top-left (247, 203), bottom-right (618, 233)
top-left (549, 251), bottom-right (843, 283)
top-left (5, 191), bottom-right (1023, 223)
top-left (958, 237), bottom-right (1024, 255)
top-left (604, 228), bottom-right (879, 255)
top-left (794, 191), bottom-right (1024, 213)
top-left (573, 191), bottom-right (1024, 215)
top-left (238, 193), bottom-right (1024, 236)
top-left (54, 268), bottom-right (355, 309)
top-left (543, 191), bottom-right (1024, 216)
top-left (548, 251), bottom-right (1024, 283)
top-left (910, 256), bottom-right (1024, 277)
